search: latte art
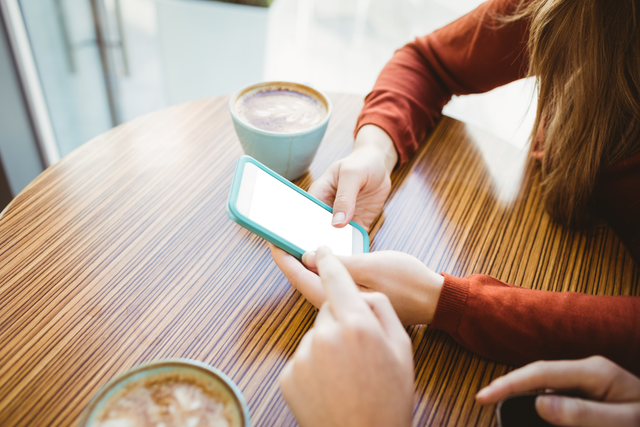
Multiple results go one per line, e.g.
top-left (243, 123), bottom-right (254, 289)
top-left (91, 371), bottom-right (242, 427)
top-left (235, 89), bottom-right (327, 133)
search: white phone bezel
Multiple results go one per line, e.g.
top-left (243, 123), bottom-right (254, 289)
top-left (236, 162), bottom-right (365, 255)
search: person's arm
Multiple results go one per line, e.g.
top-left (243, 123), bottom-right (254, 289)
top-left (357, 0), bottom-right (530, 164)
top-left (270, 248), bottom-right (640, 375)
top-left (303, 0), bottom-right (531, 230)
top-left (431, 274), bottom-right (640, 376)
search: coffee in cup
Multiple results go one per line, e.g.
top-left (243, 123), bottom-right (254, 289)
top-left (229, 82), bottom-right (332, 181)
top-left (78, 359), bottom-right (250, 427)
top-left (234, 87), bottom-right (328, 134)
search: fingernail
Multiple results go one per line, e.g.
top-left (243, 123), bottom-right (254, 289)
top-left (302, 251), bottom-right (316, 267)
top-left (475, 386), bottom-right (491, 400)
top-left (331, 212), bottom-right (345, 226)
top-left (316, 246), bottom-right (332, 257)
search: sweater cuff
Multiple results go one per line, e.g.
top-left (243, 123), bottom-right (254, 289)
top-left (430, 274), bottom-right (469, 337)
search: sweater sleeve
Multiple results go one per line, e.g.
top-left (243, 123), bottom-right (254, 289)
top-left (431, 273), bottom-right (640, 375)
top-left (355, 0), bottom-right (530, 164)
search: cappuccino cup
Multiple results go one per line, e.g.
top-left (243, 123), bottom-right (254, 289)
top-left (78, 359), bottom-right (250, 427)
top-left (229, 81), bottom-right (332, 181)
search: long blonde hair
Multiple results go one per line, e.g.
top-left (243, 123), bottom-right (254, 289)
top-left (510, 0), bottom-right (640, 227)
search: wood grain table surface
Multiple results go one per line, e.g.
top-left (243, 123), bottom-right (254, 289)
top-left (1, 93), bottom-right (638, 427)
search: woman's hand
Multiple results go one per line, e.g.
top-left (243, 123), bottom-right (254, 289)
top-left (268, 244), bottom-right (444, 326)
top-left (309, 124), bottom-right (397, 231)
top-left (279, 246), bottom-right (414, 427)
top-left (476, 356), bottom-right (640, 427)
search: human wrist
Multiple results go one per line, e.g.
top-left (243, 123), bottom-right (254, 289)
top-left (420, 272), bottom-right (444, 324)
top-left (429, 274), bottom-right (469, 330)
top-left (354, 125), bottom-right (398, 174)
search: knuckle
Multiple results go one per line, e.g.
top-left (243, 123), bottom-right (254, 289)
top-left (528, 359), bottom-right (548, 373)
top-left (333, 194), bottom-right (352, 207)
top-left (312, 329), bottom-right (338, 352)
top-left (526, 360), bottom-right (553, 382)
top-left (343, 316), bottom-right (373, 340)
top-left (585, 355), bottom-right (619, 379)
top-left (339, 163), bottom-right (360, 177)
top-left (586, 355), bottom-right (610, 366)
top-left (287, 269), bottom-right (305, 290)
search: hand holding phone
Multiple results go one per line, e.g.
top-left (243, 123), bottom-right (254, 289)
top-left (476, 356), bottom-right (640, 427)
top-left (227, 156), bottom-right (370, 259)
top-left (307, 124), bottom-right (397, 229)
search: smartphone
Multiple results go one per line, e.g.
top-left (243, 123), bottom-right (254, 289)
top-left (496, 393), bottom-right (555, 427)
top-left (227, 156), bottom-right (369, 259)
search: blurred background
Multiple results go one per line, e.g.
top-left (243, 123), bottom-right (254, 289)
top-left (0, 0), bottom-right (536, 208)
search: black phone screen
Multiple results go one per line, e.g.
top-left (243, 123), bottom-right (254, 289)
top-left (497, 394), bottom-right (555, 427)
top-left (252, 173), bottom-right (349, 252)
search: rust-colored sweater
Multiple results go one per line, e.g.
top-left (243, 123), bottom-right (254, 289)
top-left (356, 0), bottom-right (640, 374)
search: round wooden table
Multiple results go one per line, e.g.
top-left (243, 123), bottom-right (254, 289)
top-left (1, 94), bottom-right (638, 427)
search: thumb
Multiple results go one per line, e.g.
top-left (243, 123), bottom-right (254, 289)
top-left (536, 395), bottom-right (640, 427)
top-left (302, 251), bottom-right (383, 285)
top-left (330, 166), bottom-right (365, 228)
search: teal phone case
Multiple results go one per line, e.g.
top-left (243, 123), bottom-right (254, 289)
top-left (226, 155), bottom-right (370, 259)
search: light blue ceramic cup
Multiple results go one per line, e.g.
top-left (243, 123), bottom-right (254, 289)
top-left (77, 359), bottom-right (250, 427)
top-left (229, 81), bottom-right (332, 181)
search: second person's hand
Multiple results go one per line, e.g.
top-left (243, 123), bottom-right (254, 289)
top-left (279, 246), bottom-right (414, 427)
top-left (309, 124), bottom-right (397, 231)
top-left (476, 356), bottom-right (640, 427)
top-left (269, 245), bottom-right (444, 326)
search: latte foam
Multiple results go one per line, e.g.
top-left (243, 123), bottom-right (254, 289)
top-left (91, 371), bottom-right (242, 427)
top-left (235, 88), bottom-right (327, 133)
